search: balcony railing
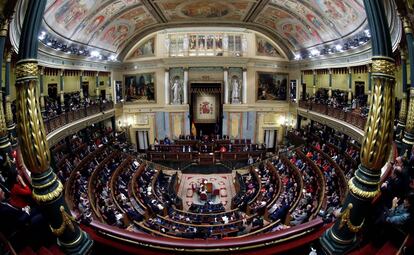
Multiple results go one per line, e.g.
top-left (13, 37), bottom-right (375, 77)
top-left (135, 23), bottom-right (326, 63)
top-left (43, 101), bottom-right (114, 134)
top-left (298, 100), bottom-right (367, 130)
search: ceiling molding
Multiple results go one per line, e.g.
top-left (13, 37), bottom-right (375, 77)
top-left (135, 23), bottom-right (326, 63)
top-left (243, 0), bottom-right (270, 23)
top-left (143, 0), bottom-right (168, 23)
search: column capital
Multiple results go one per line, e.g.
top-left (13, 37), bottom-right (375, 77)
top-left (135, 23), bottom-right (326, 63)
top-left (328, 68), bottom-right (332, 74)
top-left (401, 48), bottom-right (407, 60)
top-left (242, 68), bottom-right (247, 72)
top-left (183, 67), bottom-right (189, 72)
top-left (60, 69), bottom-right (64, 76)
top-left (165, 68), bottom-right (170, 72)
top-left (80, 70), bottom-right (84, 76)
top-left (0, 19), bottom-right (8, 37)
top-left (403, 16), bottom-right (412, 34)
top-left (95, 71), bottom-right (99, 76)
top-left (5, 49), bottom-right (12, 62)
top-left (348, 67), bottom-right (352, 74)
top-left (367, 64), bottom-right (372, 72)
top-left (39, 66), bottom-right (44, 75)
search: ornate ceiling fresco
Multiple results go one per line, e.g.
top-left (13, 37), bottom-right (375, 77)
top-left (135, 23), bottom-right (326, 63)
top-left (39, 0), bottom-right (368, 58)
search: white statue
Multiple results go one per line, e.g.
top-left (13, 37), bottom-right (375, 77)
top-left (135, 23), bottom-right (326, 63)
top-left (171, 76), bottom-right (181, 104)
top-left (231, 75), bottom-right (241, 104)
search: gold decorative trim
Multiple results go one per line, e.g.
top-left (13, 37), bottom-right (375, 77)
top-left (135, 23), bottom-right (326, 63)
top-left (0, 94), bottom-right (7, 136)
top-left (6, 50), bottom-right (12, 62)
top-left (371, 58), bottom-right (395, 76)
top-left (16, 76), bottom-right (51, 173)
top-left (338, 203), bottom-right (364, 233)
top-left (32, 176), bottom-right (57, 189)
top-left (360, 61), bottom-right (394, 170)
top-left (16, 60), bottom-right (39, 79)
top-left (402, 137), bottom-right (414, 145)
top-left (5, 97), bottom-right (13, 125)
top-left (32, 181), bottom-right (63, 203)
top-left (354, 174), bottom-right (379, 186)
top-left (329, 230), bottom-right (355, 245)
top-left (405, 92), bottom-right (414, 132)
top-left (399, 93), bottom-right (408, 124)
top-left (58, 232), bottom-right (83, 247)
top-left (348, 178), bottom-right (379, 199)
top-left (403, 17), bottom-right (413, 34)
top-left (50, 206), bottom-right (76, 236)
top-left (0, 20), bottom-right (8, 37)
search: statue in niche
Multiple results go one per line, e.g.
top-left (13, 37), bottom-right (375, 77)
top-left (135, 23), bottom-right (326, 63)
top-left (171, 76), bottom-right (182, 104)
top-left (231, 75), bottom-right (241, 104)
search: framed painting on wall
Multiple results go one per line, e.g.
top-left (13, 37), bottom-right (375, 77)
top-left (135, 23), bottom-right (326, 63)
top-left (257, 72), bottom-right (288, 101)
top-left (124, 73), bottom-right (155, 103)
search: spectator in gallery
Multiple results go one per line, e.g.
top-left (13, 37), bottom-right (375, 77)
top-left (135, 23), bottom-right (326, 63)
top-left (9, 175), bottom-right (32, 209)
top-left (164, 136), bottom-right (171, 145)
top-left (384, 193), bottom-right (414, 227)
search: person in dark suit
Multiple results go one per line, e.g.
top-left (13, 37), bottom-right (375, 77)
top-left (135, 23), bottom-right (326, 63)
top-left (0, 187), bottom-right (50, 247)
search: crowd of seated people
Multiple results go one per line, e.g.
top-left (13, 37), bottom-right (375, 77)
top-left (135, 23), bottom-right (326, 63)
top-left (95, 153), bottom-right (128, 227)
top-left (42, 93), bottom-right (109, 119)
top-left (248, 162), bottom-right (278, 214)
top-left (232, 170), bottom-right (259, 211)
top-left (135, 165), bottom-right (166, 214)
top-left (302, 146), bottom-right (342, 218)
top-left (72, 146), bottom-right (111, 222)
top-left (287, 152), bottom-right (318, 226)
top-left (305, 88), bottom-right (369, 118)
top-left (189, 202), bottom-right (225, 213)
top-left (267, 158), bottom-right (299, 223)
top-left (168, 207), bottom-right (244, 225)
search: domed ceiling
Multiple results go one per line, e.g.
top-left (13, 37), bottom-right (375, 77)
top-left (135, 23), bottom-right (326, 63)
top-left (40, 0), bottom-right (367, 58)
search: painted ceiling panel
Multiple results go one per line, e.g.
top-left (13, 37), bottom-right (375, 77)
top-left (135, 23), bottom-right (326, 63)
top-left (41, 0), bottom-right (367, 55)
top-left (158, 0), bottom-right (254, 21)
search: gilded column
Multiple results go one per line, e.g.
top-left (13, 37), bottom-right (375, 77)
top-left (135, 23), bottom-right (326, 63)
top-left (367, 64), bottom-right (372, 105)
top-left (328, 69), bottom-right (332, 98)
top-left (348, 67), bottom-right (352, 104)
top-left (15, 0), bottom-right (92, 253)
top-left (401, 17), bottom-right (414, 152)
top-left (79, 71), bottom-right (84, 100)
top-left (242, 68), bottom-right (247, 104)
top-left (0, 90), bottom-right (16, 189)
top-left (320, 0), bottom-right (395, 253)
top-left (224, 68), bottom-right (229, 104)
top-left (312, 70), bottom-right (316, 96)
top-left (59, 69), bottom-right (64, 109)
top-left (95, 71), bottom-right (99, 99)
top-left (0, 20), bottom-right (17, 188)
top-left (165, 68), bottom-right (170, 104)
top-left (39, 66), bottom-right (45, 110)
top-left (183, 67), bottom-right (188, 104)
top-left (396, 49), bottom-right (408, 141)
top-left (0, 20), bottom-right (7, 89)
top-left (5, 50), bottom-right (16, 148)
